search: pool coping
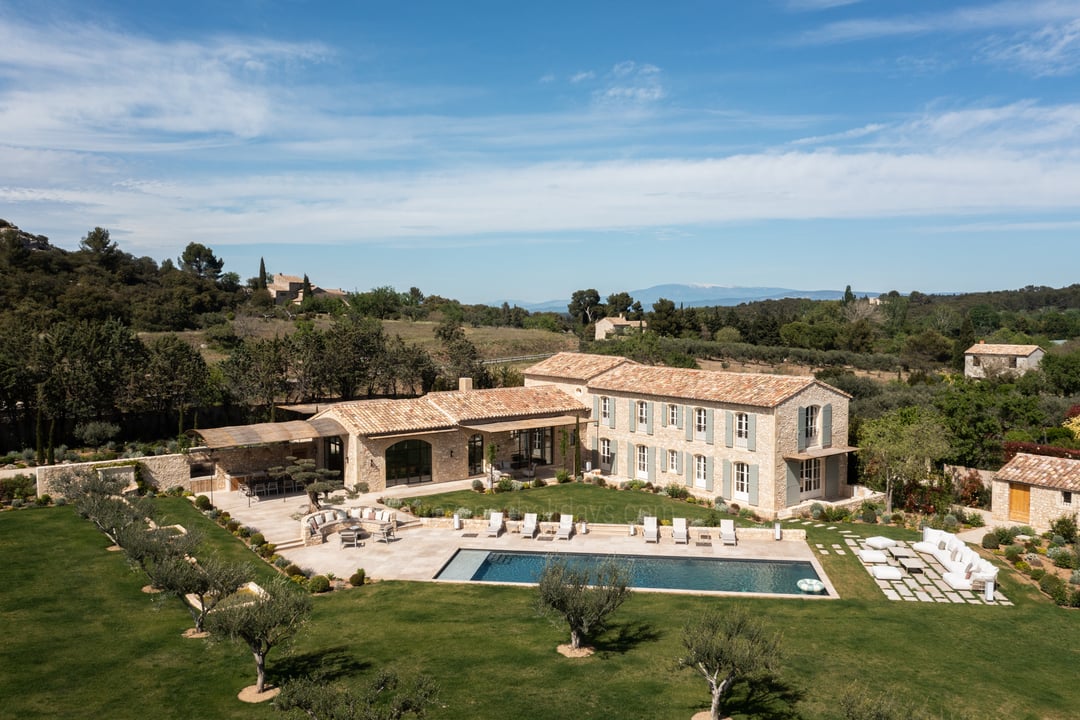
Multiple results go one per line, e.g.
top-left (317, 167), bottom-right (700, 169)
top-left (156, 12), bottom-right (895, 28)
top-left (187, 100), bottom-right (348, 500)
top-left (433, 546), bottom-right (836, 599)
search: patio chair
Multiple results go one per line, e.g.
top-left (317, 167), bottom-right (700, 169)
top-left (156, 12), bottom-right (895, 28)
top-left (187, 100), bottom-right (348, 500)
top-left (486, 512), bottom-right (505, 537)
top-left (521, 512), bottom-right (538, 538)
top-left (643, 516), bottom-right (659, 543)
top-left (673, 517), bottom-right (689, 544)
top-left (555, 514), bottom-right (574, 540)
top-left (720, 519), bottom-right (737, 546)
top-left (376, 524), bottom-right (395, 543)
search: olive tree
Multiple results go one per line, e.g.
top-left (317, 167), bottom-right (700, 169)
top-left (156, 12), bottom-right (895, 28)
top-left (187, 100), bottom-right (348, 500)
top-left (675, 605), bottom-right (782, 720)
top-left (205, 576), bottom-right (312, 693)
top-left (149, 555), bottom-right (253, 633)
top-left (536, 557), bottom-right (631, 651)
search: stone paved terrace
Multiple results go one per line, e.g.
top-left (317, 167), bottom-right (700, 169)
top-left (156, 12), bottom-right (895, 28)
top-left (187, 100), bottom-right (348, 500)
top-left (211, 480), bottom-right (835, 598)
top-left (789, 519), bottom-right (1012, 606)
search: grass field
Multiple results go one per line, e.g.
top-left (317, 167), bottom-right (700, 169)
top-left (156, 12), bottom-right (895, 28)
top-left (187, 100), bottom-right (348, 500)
top-left (2, 499), bottom-right (1076, 720)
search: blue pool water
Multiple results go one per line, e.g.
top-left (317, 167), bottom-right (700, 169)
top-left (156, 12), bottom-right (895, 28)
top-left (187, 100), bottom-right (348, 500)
top-left (435, 549), bottom-right (826, 596)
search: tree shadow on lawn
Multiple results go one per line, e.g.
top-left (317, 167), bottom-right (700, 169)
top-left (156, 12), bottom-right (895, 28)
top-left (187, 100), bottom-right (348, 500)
top-left (272, 645), bottom-right (370, 686)
top-left (724, 674), bottom-right (804, 720)
top-left (594, 620), bottom-right (660, 654)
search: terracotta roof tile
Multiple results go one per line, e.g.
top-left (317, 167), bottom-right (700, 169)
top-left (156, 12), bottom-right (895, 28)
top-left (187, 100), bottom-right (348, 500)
top-left (996, 452), bottom-right (1080, 492)
top-left (964, 343), bottom-right (1043, 356)
top-left (322, 385), bottom-right (588, 436)
top-left (525, 352), bottom-right (632, 381)
top-left (588, 364), bottom-right (826, 407)
top-left (325, 398), bottom-right (454, 436)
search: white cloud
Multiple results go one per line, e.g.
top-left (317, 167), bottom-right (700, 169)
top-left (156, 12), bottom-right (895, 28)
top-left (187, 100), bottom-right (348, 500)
top-left (0, 16), bottom-right (330, 148)
top-left (797, 0), bottom-right (1080, 44)
top-left (569, 70), bottom-right (595, 83)
top-left (593, 61), bottom-right (665, 106)
top-left (980, 18), bottom-right (1080, 75)
top-left (786, 0), bottom-right (863, 11)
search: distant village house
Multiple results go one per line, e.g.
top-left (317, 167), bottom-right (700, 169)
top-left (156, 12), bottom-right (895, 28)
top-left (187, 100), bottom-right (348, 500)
top-left (964, 341), bottom-right (1044, 379)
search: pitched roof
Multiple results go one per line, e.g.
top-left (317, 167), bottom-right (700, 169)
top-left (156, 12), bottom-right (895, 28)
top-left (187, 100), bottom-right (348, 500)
top-left (996, 452), bottom-right (1080, 491)
top-left (322, 385), bottom-right (589, 437)
top-left (965, 343), bottom-right (1043, 357)
top-left (525, 352), bottom-right (633, 381)
top-left (325, 397), bottom-right (455, 436)
top-left (587, 363), bottom-right (834, 408)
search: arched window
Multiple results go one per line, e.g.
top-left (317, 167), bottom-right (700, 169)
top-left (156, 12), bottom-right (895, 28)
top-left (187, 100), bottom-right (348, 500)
top-left (385, 439), bottom-right (432, 487)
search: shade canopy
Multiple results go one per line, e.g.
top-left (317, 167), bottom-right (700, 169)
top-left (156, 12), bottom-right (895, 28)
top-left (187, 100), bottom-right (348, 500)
top-left (192, 418), bottom-right (346, 449)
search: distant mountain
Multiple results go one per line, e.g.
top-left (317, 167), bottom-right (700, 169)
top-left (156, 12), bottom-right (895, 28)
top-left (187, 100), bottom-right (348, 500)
top-left (511, 284), bottom-right (880, 313)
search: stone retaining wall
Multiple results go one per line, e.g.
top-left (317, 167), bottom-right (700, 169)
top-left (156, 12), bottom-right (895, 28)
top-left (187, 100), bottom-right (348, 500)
top-left (35, 454), bottom-right (195, 498)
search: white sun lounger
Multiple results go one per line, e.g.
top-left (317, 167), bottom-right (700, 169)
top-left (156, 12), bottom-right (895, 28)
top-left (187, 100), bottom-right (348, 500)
top-left (555, 514), bottom-right (574, 540)
top-left (643, 516), bottom-right (659, 543)
top-left (521, 512), bottom-right (538, 538)
top-left (720, 519), bottom-right (738, 546)
top-left (673, 517), bottom-right (689, 544)
top-left (486, 511), bottom-right (504, 537)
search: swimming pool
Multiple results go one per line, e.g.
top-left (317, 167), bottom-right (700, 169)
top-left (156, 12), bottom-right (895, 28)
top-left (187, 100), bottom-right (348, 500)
top-left (435, 549), bottom-right (827, 596)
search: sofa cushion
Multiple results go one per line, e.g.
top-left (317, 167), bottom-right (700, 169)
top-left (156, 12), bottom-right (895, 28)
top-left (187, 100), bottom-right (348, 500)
top-left (872, 565), bottom-right (903, 580)
top-left (858, 549), bottom-right (889, 563)
top-left (866, 536), bottom-right (897, 550)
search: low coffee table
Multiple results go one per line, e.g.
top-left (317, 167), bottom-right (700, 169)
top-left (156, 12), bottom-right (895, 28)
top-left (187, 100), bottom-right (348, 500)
top-left (899, 557), bottom-right (926, 574)
top-left (888, 545), bottom-right (915, 559)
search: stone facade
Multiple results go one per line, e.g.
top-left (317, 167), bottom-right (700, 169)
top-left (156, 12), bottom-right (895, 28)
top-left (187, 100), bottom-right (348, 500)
top-left (964, 343), bottom-right (1044, 379)
top-left (990, 453), bottom-right (1080, 532)
top-left (521, 354), bottom-right (854, 520)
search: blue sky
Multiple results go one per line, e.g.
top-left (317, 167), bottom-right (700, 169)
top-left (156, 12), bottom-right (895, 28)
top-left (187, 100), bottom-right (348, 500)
top-left (2, 1), bottom-right (1080, 305)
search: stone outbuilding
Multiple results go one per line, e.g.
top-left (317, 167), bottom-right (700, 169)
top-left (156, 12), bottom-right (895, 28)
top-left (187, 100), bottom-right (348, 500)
top-left (992, 452), bottom-right (1080, 532)
top-left (964, 341), bottom-right (1044, 379)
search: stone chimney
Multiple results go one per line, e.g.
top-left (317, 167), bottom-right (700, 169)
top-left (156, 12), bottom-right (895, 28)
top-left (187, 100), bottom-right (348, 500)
top-left (458, 377), bottom-right (474, 392)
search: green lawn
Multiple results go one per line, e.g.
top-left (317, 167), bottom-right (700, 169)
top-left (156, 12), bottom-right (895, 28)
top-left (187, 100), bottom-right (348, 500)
top-left (398, 482), bottom-right (736, 525)
top-left (2, 500), bottom-right (1077, 720)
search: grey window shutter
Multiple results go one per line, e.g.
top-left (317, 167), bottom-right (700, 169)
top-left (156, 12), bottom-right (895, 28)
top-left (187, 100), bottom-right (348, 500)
top-left (705, 456), bottom-right (714, 491)
top-left (660, 447), bottom-right (667, 472)
top-left (685, 406), bottom-right (694, 441)
top-left (725, 410), bottom-right (734, 448)
top-left (593, 396), bottom-right (599, 422)
top-left (592, 433), bottom-right (598, 451)
top-left (684, 452), bottom-right (693, 487)
top-left (661, 403), bottom-right (668, 428)
top-left (647, 446), bottom-right (656, 483)
top-left (705, 409), bottom-right (714, 445)
top-left (647, 402), bottom-right (654, 435)
top-left (748, 414), bottom-right (756, 452)
top-left (676, 404), bottom-right (683, 429)
top-left (722, 459), bottom-right (732, 497)
top-left (786, 462), bottom-right (800, 506)
top-left (610, 440), bottom-right (618, 473)
top-left (627, 443), bottom-right (635, 477)
top-left (796, 406), bottom-right (806, 452)
top-left (628, 399), bottom-right (636, 432)
top-left (822, 403), bottom-right (833, 447)
top-left (749, 464), bottom-right (759, 505)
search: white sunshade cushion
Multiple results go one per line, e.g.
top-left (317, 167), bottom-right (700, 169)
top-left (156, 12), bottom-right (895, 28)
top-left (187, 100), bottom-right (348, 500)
top-left (858, 549), bottom-right (889, 564)
top-left (866, 536), bottom-right (897, 550)
top-left (871, 565), bottom-right (903, 580)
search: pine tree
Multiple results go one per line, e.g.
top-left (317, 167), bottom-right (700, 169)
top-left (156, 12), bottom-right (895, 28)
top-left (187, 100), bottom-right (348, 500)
top-left (257, 257), bottom-right (267, 290)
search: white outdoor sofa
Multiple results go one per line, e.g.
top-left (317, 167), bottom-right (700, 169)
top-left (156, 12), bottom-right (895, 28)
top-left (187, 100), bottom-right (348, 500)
top-left (913, 527), bottom-right (999, 590)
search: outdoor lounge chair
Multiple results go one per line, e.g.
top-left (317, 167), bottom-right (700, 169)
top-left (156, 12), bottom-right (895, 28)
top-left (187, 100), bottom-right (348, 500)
top-left (720, 519), bottom-right (738, 546)
top-left (521, 512), bottom-right (538, 538)
top-left (556, 514), bottom-right (574, 540)
top-left (673, 517), bottom-right (689, 544)
top-left (643, 516), bottom-right (659, 543)
top-left (486, 512), bottom-right (504, 537)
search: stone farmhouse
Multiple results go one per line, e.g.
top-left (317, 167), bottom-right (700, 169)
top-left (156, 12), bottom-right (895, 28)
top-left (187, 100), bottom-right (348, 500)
top-left (992, 452), bottom-right (1080, 533)
top-left (964, 341), bottom-right (1044, 379)
top-left (184, 352), bottom-right (855, 519)
top-left (594, 314), bottom-right (647, 341)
